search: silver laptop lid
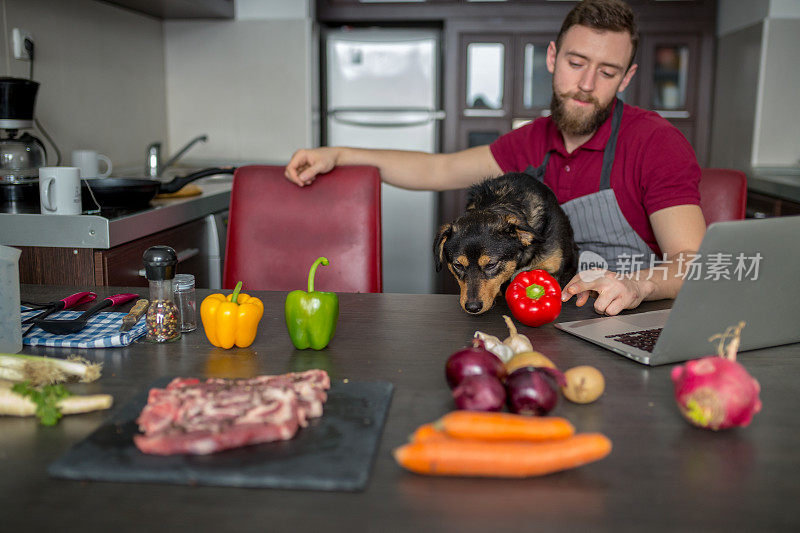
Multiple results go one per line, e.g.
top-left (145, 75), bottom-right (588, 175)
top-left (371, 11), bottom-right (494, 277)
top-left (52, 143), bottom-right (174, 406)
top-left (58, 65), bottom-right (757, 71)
top-left (652, 215), bottom-right (800, 361)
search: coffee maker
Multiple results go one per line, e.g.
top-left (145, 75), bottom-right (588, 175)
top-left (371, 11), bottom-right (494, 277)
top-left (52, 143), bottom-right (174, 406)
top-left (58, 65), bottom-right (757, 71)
top-left (0, 77), bottom-right (47, 209)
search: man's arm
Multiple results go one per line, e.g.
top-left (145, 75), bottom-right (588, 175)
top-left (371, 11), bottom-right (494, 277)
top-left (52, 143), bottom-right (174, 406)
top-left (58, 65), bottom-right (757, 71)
top-left (284, 145), bottom-right (502, 191)
top-left (637, 204), bottom-right (706, 300)
top-left (561, 204), bottom-right (706, 315)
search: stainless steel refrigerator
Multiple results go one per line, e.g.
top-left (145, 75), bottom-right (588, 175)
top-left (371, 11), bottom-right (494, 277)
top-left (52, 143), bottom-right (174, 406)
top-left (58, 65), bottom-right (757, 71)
top-left (324, 27), bottom-right (444, 294)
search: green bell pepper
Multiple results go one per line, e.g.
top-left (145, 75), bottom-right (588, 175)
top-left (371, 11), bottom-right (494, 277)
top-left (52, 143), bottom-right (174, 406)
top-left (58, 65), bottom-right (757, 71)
top-left (285, 257), bottom-right (339, 350)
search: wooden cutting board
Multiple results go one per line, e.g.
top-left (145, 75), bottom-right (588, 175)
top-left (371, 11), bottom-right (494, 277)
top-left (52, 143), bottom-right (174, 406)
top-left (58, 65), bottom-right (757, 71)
top-left (48, 377), bottom-right (394, 491)
top-left (154, 184), bottom-right (203, 199)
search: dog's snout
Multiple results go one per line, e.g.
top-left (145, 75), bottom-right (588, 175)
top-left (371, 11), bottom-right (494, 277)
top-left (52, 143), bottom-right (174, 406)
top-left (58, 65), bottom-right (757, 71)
top-left (464, 300), bottom-right (484, 314)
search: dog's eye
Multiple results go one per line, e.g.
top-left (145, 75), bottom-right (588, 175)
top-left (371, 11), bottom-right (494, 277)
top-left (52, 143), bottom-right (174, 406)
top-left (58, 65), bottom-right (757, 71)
top-left (483, 261), bottom-right (499, 272)
top-left (452, 263), bottom-right (466, 275)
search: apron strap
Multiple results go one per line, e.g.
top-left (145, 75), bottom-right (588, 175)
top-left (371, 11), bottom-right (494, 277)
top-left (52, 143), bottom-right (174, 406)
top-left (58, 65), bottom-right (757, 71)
top-left (599, 98), bottom-right (624, 190)
top-left (523, 151), bottom-right (552, 182)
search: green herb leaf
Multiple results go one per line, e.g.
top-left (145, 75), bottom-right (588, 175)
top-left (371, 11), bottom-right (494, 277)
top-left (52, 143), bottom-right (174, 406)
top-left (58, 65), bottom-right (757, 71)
top-left (11, 381), bottom-right (72, 426)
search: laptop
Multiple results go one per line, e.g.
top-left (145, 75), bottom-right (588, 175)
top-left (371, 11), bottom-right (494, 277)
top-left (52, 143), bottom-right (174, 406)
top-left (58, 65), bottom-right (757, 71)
top-left (554, 215), bottom-right (800, 365)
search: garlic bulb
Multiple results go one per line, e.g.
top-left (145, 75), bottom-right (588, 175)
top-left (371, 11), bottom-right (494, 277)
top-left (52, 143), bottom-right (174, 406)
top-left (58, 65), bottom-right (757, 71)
top-left (502, 315), bottom-right (534, 354)
top-left (473, 331), bottom-right (514, 363)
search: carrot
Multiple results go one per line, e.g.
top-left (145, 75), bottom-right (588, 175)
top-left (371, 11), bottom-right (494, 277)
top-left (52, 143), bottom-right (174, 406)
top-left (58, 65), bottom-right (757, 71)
top-left (393, 433), bottom-right (612, 478)
top-left (434, 411), bottom-right (574, 442)
top-left (409, 423), bottom-right (448, 443)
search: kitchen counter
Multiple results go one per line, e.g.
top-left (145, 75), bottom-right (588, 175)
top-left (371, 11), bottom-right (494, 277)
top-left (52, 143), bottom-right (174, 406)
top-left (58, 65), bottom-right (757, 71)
top-left (747, 169), bottom-right (800, 204)
top-left (0, 178), bottom-right (232, 249)
top-left (4, 285), bottom-right (799, 532)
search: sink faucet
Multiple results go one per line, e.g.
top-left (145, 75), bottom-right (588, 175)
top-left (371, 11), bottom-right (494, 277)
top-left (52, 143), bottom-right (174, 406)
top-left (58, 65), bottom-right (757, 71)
top-left (145, 134), bottom-right (208, 178)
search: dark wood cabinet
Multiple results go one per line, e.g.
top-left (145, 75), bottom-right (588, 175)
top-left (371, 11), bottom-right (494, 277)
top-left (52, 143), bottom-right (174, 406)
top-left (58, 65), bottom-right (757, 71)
top-left (633, 32), bottom-right (707, 156)
top-left (454, 31), bottom-right (556, 149)
top-left (512, 33), bottom-right (554, 122)
top-left (19, 218), bottom-right (209, 287)
top-left (746, 190), bottom-right (800, 219)
top-left (94, 219), bottom-right (208, 286)
top-left (456, 32), bottom-right (516, 150)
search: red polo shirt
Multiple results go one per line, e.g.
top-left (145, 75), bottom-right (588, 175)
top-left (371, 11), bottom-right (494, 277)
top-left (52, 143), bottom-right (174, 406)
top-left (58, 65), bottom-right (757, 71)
top-left (489, 101), bottom-right (701, 255)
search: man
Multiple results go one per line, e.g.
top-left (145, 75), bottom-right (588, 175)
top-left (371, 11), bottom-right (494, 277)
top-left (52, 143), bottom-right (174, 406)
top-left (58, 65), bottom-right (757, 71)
top-left (284, 0), bottom-right (706, 317)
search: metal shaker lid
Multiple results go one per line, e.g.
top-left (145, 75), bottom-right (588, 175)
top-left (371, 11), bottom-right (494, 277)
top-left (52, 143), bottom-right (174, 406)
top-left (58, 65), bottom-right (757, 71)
top-left (173, 273), bottom-right (195, 290)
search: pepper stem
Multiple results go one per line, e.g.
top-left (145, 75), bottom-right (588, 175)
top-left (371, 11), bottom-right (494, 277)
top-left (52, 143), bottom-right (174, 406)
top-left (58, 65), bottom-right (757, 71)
top-left (308, 257), bottom-right (329, 293)
top-left (525, 283), bottom-right (545, 300)
top-left (231, 281), bottom-right (243, 304)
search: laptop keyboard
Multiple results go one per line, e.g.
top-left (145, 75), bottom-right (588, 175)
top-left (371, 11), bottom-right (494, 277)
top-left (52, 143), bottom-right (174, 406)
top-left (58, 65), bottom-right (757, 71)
top-left (605, 328), bottom-right (663, 353)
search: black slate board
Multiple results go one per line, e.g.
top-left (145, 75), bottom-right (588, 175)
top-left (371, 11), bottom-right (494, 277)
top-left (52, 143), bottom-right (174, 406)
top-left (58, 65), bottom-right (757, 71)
top-left (48, 377), bottom-right (394, 492)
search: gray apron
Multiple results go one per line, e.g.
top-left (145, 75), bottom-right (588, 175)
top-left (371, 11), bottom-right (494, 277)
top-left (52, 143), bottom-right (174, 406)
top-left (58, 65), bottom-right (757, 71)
top-left (524, 99), bottom-right (654, 272)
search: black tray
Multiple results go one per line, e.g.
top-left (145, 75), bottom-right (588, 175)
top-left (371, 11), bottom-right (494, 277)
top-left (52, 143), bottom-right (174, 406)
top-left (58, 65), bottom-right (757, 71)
top-left (48, 377), bottom-right (394, 492)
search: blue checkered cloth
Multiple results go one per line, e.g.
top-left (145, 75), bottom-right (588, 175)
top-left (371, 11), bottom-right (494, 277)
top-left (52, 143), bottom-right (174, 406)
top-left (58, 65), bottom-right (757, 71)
top-left (21, 307), bottom-right (147, 348)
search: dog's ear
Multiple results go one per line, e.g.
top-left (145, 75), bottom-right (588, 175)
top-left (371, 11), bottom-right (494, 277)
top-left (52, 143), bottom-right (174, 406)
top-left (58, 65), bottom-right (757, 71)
top-left (433, 223), bottom-right (452, 272)
top-left (504, 214), bottom-right (542, 246)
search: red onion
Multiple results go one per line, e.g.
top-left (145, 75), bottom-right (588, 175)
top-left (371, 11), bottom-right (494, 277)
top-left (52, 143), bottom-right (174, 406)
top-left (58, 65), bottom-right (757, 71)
top-left (445, 339), bottom-right (506, 389)
top-left (452, 374), bottom-right (506, 411)
top-left (505, 366), bottom-right (567, 416)
top-left (671, 356), bottom-right (761, 430)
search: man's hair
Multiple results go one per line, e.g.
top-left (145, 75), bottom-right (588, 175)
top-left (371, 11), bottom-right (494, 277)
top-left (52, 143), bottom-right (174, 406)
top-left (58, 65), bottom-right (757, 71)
top-left (556, 0), bottom-right (639, 70)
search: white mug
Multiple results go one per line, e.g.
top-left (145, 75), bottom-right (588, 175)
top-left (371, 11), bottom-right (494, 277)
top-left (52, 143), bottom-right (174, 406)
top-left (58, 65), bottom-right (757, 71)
top-left (39, 167), bottom-right (82, 215)
top-left (71, 149), bottom-right (113, 178)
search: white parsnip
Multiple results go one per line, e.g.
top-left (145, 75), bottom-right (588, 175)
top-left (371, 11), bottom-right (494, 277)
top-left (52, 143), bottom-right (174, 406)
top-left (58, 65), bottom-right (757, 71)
top-left (57, 394), bottom-right (114, 414)
top-left (0, 385), bottom-right (35, 416)
top-left (0, 382), bottom-right (113, 417)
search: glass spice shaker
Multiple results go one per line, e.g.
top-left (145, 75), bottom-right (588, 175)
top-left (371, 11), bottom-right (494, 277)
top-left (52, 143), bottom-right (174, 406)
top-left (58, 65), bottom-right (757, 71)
top-left (173, 273), bottom-right (197, 332)
top-left (142, 246), bottom-right (181, 343)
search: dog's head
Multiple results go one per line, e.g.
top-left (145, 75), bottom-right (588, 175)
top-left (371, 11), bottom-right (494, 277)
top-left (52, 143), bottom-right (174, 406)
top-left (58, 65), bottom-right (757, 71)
top-left (434, 210), bottom-right (541, 314)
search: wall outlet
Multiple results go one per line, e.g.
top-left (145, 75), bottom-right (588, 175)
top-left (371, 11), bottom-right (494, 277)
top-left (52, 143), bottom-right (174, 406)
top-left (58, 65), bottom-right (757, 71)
top-left (12, 28), bottom-right (34, 61)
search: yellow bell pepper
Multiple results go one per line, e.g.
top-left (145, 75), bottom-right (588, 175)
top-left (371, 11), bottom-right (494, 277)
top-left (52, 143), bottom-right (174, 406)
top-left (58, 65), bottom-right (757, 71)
top-left (200, 281), bottom-right (264, 349)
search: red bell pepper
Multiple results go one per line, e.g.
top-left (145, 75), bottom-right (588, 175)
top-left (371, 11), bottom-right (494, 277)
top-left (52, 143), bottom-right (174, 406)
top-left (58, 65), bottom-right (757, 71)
top-left (504, 269), bottom-right (562, 327)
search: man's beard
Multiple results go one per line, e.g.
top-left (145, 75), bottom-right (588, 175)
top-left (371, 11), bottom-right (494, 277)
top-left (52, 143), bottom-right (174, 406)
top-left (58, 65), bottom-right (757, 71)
top-left (550, 89), bottom-right (613, 136)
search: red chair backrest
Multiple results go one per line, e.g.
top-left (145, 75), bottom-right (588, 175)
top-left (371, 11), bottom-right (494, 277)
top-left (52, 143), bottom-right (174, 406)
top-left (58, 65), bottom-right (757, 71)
top-left (224, 165), bottom-right (382, 293)
top-left (699, 168), bottom-right (747, 226)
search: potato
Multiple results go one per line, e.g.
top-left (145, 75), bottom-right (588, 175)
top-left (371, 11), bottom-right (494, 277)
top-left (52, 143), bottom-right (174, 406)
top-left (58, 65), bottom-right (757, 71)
top-left (562, 366), bottom-right (605, 404)
top-left (505, 351), bottom-right (557, 374)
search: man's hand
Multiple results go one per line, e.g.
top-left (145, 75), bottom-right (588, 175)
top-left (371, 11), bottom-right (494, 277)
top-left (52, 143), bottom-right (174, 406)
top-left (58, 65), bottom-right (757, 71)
top-left (284, 147), bottom-right (340, 187)
top-left (561, 269), bottom-right (655, 316)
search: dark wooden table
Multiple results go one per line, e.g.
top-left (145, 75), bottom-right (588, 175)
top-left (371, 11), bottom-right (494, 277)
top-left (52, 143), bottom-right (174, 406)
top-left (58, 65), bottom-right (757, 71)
top-left (3, 285), bottom-right (799, 532)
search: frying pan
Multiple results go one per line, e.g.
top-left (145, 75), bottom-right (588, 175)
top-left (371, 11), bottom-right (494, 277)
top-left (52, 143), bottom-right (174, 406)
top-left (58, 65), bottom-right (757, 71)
top-left (81, 167), bottom-right (236, 209)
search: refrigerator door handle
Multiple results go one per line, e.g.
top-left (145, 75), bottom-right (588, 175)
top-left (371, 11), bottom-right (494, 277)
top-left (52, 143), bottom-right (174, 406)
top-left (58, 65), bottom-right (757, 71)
top-left (328, 107), bottom-right (445, 128)
top-left (462, 109), bottom-right (507, 118)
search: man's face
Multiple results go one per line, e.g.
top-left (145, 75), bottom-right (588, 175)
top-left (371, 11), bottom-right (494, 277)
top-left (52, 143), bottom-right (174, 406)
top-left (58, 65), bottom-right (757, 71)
top-left (546, 25), bottom-right (638, 136)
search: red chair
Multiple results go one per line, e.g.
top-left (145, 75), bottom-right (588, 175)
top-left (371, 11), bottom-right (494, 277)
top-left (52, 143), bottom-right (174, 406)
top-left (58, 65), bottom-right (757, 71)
top-left (223, 165), bottom-right (382, 293)
top-left (698, 168), bottom-right (748, 225)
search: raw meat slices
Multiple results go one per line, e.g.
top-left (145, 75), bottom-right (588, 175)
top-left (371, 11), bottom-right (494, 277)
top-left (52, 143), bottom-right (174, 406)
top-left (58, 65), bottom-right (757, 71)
top-left (134, 369), bottom-right (330, 455)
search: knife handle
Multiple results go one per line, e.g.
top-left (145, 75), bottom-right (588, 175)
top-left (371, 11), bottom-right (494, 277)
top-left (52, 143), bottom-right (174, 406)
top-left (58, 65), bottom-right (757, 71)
top-left (128, 298), bottom-right (150, 317)
top-left (106, 293), bottom-right (140, 307)
top-left (120, 299), bottom-right (150, 331)
top-left (61, 291), bottom-right (97, 310)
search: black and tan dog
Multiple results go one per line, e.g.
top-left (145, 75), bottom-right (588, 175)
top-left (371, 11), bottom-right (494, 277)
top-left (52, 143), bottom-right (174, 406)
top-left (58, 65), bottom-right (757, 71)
top-left (434, 172), bottom-right (579, 314)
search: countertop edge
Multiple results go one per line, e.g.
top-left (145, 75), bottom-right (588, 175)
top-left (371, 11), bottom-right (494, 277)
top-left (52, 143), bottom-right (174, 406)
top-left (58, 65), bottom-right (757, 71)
top-left (0, 180), bottom-right (231, 249)
top-left (747, 175), bottom-right (800, 204)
